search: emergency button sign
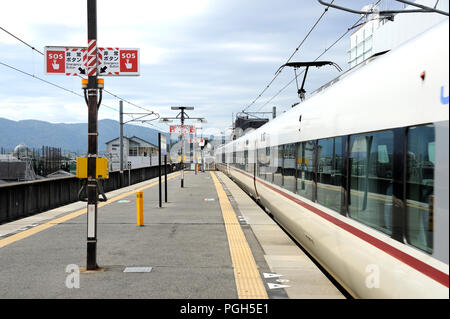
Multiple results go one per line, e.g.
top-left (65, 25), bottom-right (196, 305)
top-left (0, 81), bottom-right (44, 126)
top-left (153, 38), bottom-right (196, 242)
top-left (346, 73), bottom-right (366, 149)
top-left (120, 49), bottom-right (139, 74)
top-left (46, 50), bottom-right (65, 74)
top-left (45, 46), bottom-right (140, 76)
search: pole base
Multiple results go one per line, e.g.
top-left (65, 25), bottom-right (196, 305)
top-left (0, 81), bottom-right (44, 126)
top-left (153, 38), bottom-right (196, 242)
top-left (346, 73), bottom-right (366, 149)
top-left (80, 267), bottom-right (104, 273)
top-left (86, 240), bottom-right (97, 270)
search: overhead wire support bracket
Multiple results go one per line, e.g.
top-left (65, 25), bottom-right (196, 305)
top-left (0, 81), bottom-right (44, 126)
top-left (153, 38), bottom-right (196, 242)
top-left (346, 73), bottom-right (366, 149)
top-left (122, 112), bottom-right (160, 124)
top-left (237, 111), bottom-right (273, 120)
top-left (276, 61), bottom-right (342, 101)
top-left (239, 0), bottom-right (336, 115)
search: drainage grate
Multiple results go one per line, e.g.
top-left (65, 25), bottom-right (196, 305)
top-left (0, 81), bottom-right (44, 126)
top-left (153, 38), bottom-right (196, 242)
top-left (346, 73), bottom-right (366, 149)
top-left (123, 267), bottom-right (153, 273)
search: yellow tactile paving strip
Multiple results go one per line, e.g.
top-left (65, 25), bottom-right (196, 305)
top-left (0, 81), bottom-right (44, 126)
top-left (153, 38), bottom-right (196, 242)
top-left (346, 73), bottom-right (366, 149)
top-left (0, 173), bottom-right (181, 249)
top-left (210, 171), bottom-right (268, 299)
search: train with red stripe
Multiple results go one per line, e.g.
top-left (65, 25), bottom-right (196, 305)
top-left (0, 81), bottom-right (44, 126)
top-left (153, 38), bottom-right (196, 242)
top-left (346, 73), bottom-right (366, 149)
top-left (215, 20), bottom-right (449, 298)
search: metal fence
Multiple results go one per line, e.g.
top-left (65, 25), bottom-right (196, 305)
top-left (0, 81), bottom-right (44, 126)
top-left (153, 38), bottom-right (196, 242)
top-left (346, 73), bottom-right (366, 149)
top-left (0, 164), bottom-right (178, 224)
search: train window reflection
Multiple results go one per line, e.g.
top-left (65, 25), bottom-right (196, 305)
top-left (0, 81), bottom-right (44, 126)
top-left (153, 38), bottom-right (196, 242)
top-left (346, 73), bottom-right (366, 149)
top-left (349, 130), bottom-right (393, 235)
top-left (237, 151), bottom-right (244, 171)
top-left (273, 145), bottom-right (283, 187)
top-left (257, 147), bottom-right (271, 181)
top-left (244, 149), bottom-right (250, 173)
top-left (406, 124), bottom-right (434, 254)
top-left (297, 141), bottom-right (315, 200)
top-left (317, 137), bottom-right (343, 212)
top-left (282, 143), bottom-right (296, 193)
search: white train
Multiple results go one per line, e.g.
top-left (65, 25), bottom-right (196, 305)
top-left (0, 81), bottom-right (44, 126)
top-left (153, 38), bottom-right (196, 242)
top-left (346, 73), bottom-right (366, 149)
top-left (215, 19), bottom-right (449, 298)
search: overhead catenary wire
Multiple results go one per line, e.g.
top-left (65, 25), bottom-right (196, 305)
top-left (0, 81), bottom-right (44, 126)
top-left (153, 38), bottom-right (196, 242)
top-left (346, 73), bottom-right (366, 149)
top-left (0, 27), bottom-right (44, 55)
top-left (0, 26), bottom-right (158, 116)
top-left (0, 26), bottom-right (170, 135)
top-left (241, 0), bottom-right (335, 113)
top-left (0, 60), bottom-right (120, 113)
top-left (102, 89), bottom-right (156, 114)
top-left (254, 23), bottom-right (359, 112)
top-left (0, 59), bottom-right (169, 136)
top-left (254, 0), bottom-right (384, 112)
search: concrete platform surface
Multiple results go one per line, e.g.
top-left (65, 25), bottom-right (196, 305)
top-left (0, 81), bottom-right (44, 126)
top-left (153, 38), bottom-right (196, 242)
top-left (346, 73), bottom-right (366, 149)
top-left (216, 172), bottom-right (345, 299)
top-left (0, 170), bottom-right (344, 299)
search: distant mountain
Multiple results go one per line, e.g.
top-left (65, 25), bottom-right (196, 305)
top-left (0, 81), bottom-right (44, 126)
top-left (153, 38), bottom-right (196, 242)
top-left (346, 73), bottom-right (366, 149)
top-left (0, 117), bottom-right (167, 152)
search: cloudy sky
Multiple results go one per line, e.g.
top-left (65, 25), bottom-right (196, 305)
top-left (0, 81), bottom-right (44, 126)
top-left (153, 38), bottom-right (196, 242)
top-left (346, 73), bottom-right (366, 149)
top-left (0, 0), bottom-right (407, 136)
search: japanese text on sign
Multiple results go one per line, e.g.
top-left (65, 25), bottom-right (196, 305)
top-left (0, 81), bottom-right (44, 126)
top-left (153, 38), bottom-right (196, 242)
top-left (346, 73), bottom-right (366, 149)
top-left (45, 46), bottom-right (140, 76)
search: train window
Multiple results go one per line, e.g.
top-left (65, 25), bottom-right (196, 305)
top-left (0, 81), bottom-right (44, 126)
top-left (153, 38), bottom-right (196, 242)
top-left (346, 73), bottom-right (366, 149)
top-left (256, 148), bottom-right (264, 180)
top-left (282, 143), bottom-right (296, 193)
top-left (273, 145), bottom-right (283, 187)
top-left (244, 149), bottom-right (249, 173)
top-left (297, 141), bottom-right (315, 200)
top-left (317, 137), bottom-right (343, 212)
top-left (296, 142), bottom-right (305, 196)
top-left (239, 151), bottom-right (245, 171)
top-left (226, 149), bottom-right (232, 164)
top-left (254, 148), bottom-right (259, 177)
top-left (406, 124), bottom-right (434, 254)
top-left (348, 130), bottom-right (393, 235)
top-left (260, 147), bottom-right (272, 182)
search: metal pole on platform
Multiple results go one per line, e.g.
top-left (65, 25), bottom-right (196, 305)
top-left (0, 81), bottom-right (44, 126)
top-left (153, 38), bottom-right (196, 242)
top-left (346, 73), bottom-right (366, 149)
top-left (164, 154), bottom-right (168, 202)
top-left (86, 0), bottom-right (98, 271)
top-left (128, 163), bottom-right (131, 186)
top-left (180, 109), bottom-right (185, 188)
top-left (158, 133), bottom-right (162, 208)
top-left (194, 128), bottom-right (198, 175)
top-left (202, 149), bottom-right (205, 172)
top-left (119, 100), bottom-right (124, 187)
top-left (160, 106), bottom-right (201, 187)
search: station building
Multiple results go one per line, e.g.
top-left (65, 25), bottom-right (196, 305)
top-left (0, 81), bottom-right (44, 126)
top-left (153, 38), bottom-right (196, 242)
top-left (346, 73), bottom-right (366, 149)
top-left (105, 136), bottom-right (159, 171)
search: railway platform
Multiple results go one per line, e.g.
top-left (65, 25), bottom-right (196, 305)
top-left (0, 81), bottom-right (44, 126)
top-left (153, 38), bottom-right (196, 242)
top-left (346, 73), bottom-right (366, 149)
top-left (0, 170), bottom-right (344, 299)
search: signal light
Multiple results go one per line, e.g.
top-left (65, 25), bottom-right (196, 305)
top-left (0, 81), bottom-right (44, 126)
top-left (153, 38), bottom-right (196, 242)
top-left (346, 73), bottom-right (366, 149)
top-left (420, 71), bottom-right (426, 80)
top-left (97, 78), bottom-right (104, 89)
top-left (81, 78), bottom-right (105, 89)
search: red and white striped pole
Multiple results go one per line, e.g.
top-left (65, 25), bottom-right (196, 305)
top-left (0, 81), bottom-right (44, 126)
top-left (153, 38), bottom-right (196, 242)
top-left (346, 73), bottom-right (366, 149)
top-left (87, 39), bottom-right (97, 77)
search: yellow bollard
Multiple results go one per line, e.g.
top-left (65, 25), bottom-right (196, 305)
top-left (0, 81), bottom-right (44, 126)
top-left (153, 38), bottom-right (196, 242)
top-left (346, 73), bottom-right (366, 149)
top-left (136, 191), bottom-right (144, 226)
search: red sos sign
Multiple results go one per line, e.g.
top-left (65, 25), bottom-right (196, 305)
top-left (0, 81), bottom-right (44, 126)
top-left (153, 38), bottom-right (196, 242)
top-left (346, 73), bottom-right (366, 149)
top-left (120, 50), bottom-right (139, 74)
top-left (46, 50), bottom-right (65, 73)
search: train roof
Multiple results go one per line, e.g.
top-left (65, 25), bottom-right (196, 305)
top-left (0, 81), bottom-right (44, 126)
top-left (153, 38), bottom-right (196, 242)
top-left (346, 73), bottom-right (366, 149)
top-left (220, 19), bottom-right (449, 151)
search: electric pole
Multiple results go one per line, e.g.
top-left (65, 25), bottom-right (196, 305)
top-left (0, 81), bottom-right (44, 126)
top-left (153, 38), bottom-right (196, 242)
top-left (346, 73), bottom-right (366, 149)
top-left (180, 108), bottom-right (185, 187)
top-left (159, 106), bottom-right (206, 188)
top-left (119, 100), bottom-right (124, 181)
top-left (86, 0), bottom-right (99, 270)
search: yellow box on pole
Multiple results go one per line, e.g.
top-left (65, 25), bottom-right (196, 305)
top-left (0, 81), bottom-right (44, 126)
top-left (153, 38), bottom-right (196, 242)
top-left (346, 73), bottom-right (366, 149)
top-left (76, 157), bottom-right (109, 179)
top-left (136, 191), bottom-right (144, 226)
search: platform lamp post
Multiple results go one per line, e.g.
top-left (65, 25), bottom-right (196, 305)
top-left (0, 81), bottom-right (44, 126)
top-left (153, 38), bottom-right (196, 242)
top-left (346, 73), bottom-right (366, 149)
top-left (196, 118), bottom-right (207, 172)
top-left (159, 107), bottom-right (206, 188)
